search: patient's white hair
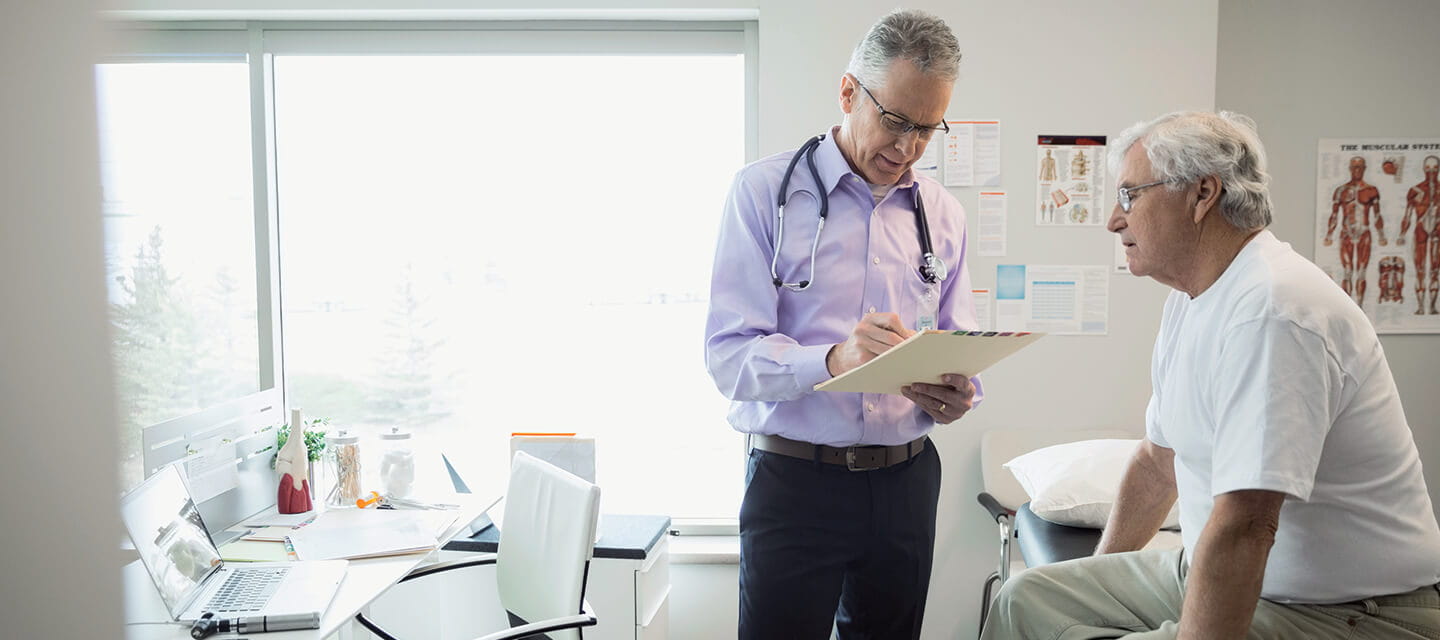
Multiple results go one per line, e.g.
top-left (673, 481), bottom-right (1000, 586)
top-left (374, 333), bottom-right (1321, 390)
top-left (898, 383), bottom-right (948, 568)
top-left (1108, 110), bottom-right (1273, 230)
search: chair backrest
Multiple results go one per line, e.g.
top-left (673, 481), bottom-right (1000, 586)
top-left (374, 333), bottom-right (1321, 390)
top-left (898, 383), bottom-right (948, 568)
top-left (980, 427), bottom-right (1140, 510)
top-left (497, 451), bottom-right (602, 640)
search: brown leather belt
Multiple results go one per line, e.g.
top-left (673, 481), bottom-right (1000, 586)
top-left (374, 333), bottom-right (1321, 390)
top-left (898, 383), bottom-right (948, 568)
top-left (750, 434), bottom-right (928, 471)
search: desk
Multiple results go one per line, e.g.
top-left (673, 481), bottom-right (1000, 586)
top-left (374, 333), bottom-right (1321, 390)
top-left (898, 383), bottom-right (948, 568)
top-left (123, 494), bottom-right (493, 640)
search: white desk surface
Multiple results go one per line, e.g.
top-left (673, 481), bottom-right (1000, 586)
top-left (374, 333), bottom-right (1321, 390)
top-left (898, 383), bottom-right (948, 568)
top-left (124, 494), bottom-right (494, 640)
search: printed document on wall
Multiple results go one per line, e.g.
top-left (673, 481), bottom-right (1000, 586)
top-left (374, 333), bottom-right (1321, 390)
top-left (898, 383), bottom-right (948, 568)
top-left (971, 289), bottom-right (992, 331)
top-left (915, 142), bottom-right (940, 180)
top-left (943, 120), bottom-right (1001, 187)
top-left (994, 264), bottom-right (1109, 335)
top-left (1036, 135), bottom-right (1106, 226)
top-left (1314, 138), bottom-right (1440, 333)
top-left (977, 191), bottom-right (1007, 257)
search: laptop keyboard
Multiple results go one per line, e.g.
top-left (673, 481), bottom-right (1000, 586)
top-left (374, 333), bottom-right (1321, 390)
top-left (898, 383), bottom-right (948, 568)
top-left (205, 566), bottom-right (290, 613)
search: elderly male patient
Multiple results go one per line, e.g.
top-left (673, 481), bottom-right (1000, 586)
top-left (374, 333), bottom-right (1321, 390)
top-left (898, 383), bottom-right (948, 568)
top-left (982, 111), bottom-right (1440, 639)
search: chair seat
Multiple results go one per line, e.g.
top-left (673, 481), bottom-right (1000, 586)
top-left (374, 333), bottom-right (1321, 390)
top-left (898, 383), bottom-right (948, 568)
top-left (1015, 502), bottom-right (1103, 567)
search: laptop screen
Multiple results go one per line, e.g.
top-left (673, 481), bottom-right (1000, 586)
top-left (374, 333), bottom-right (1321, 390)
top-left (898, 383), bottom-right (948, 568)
top-left (120, 464), bottom-right (223, 618)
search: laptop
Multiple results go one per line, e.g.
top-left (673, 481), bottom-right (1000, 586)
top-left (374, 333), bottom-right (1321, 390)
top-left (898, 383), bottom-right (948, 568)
top-left (120, 464), bottom-right (347, 622)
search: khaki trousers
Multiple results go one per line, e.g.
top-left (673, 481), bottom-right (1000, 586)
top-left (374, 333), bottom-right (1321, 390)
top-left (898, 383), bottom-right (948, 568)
top-left (980, 549), bottom-right (1440, 639)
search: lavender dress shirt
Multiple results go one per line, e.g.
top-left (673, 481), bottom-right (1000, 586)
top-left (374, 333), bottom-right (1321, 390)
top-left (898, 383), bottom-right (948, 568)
top-left (704, 130), bottom-right (983, 447)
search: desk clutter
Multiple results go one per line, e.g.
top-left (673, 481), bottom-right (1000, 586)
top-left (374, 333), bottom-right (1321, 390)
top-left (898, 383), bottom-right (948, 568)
top-left (221, 508), bottom-right (459, 562)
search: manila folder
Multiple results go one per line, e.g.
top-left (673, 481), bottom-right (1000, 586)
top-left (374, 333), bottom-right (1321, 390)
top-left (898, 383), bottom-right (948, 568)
top-left (814, 331), bottom-right (1044, 395)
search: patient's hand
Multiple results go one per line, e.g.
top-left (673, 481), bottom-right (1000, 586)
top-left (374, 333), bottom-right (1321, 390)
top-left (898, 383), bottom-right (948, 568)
top-left (902, 374), bottom-right (974, 424)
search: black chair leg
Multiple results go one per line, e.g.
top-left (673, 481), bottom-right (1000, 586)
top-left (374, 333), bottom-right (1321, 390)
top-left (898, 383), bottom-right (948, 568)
top-left (978, 571), bottom-right (1001, 638)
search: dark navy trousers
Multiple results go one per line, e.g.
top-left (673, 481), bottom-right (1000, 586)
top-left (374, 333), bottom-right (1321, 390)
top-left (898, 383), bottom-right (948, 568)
top-left (737, 439), bottom-right (942, 640)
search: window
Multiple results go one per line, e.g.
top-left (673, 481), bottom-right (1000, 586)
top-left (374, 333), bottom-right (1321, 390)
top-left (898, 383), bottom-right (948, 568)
top-left (101, 23), bottom-right (754, 523)
top-left (97, 60), bottom-right (263, 490)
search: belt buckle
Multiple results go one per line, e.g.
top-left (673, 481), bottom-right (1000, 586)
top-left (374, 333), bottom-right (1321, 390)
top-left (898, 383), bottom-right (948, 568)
top-left (845, 446), bottom-right (880, 472)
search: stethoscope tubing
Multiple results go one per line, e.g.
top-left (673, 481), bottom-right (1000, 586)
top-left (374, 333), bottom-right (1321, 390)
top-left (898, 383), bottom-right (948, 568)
top-left (771, 134), bottom-right (944, 291)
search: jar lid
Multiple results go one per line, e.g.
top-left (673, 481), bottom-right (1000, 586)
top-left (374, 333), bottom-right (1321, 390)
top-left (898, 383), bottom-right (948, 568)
top-left (326, 430), bottom-right (359, 445)
top-left (379, 426), bottom-right (412, 441)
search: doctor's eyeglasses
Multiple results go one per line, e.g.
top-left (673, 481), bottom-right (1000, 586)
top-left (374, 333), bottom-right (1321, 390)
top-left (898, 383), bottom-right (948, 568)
top-left (855, 79), bottom-right (949, 140)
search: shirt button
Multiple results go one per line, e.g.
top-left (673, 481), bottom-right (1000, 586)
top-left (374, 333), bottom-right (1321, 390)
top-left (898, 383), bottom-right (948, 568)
top-left (872, 257), bottom-right (881, 265)
top-left (866, 403), bottom-right (876, 412)
top-left (868, 306), bottom-right (876, 313)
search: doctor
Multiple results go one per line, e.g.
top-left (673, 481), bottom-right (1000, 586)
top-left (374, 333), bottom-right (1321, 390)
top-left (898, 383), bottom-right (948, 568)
top-left (704, 10), bottom-right (981, 639)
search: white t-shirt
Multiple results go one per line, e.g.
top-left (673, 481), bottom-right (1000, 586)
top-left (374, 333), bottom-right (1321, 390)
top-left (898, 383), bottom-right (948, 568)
top-left (1147, 230), bottom-right (1440, 604)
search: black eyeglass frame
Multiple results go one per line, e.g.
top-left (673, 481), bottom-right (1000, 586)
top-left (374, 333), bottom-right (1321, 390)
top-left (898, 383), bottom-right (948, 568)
top-left (853, 78), bottom-right (950, 138)
top-left (1116, 179), bottom-right (1173, 212)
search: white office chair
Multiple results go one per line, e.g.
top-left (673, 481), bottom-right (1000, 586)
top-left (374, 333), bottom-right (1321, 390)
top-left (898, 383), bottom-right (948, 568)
top-left (357, 451), bottom-right (602, 640)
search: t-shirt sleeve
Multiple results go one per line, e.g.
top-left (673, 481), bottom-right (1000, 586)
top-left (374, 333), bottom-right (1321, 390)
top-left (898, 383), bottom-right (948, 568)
top-left (1145, 393), bottom-right (1169, 448)
top-left (1209, 317), bottom-right (1343, 501)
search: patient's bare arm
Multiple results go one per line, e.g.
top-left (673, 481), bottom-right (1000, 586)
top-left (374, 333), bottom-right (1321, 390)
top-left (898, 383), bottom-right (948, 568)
top-left (1177, 490), bottom-right (1283, 640)
top-left (1095, 438), bottom-right (1177, 554)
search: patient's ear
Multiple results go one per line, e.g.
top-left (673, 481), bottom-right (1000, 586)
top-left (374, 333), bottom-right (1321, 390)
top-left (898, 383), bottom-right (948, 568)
top-left (1192, 175), bottom-right (1222, 224)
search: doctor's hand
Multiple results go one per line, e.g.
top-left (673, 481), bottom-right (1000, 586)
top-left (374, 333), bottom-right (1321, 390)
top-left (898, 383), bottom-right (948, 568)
top-left (826, 312), bottom-right (914, 377)
top-left (902, 374), bottom-right (975, 424)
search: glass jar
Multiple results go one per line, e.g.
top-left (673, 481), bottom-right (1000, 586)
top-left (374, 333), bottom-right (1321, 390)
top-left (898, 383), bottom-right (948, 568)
top-left (324, 430), bottom-right (362, 508)
top-left (378, 426), bottom-right (416, 499)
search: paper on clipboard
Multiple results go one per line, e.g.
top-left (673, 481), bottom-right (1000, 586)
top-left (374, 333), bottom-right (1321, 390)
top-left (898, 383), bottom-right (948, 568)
top-left (814, 330), bottom-right (1045, 395)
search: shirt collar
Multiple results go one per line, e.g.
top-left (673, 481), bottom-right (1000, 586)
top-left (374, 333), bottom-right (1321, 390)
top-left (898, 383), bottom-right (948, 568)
top-left (811, 127), bottom-right (918, 197)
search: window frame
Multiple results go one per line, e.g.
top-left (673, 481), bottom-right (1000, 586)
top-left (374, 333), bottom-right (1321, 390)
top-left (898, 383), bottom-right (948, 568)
top-left (105, 18), bottom-right (757, 535)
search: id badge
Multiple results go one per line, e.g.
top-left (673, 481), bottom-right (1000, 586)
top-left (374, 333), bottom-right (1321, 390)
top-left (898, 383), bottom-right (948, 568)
top-left (915, 284), bottom-right (939, 331)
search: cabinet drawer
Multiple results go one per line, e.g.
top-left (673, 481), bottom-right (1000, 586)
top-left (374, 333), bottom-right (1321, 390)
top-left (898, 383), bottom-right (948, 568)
top-left (635, 537), bottom-right (670, 625)
top-left (637, 595), bottom-right (669, 640)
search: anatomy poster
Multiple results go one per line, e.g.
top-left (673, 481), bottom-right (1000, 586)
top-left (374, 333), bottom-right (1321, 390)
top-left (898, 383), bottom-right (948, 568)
top-left (1036, 135), bottom-right (1107, 226)
top-left (1314, 138), bottom-right (1440, 333)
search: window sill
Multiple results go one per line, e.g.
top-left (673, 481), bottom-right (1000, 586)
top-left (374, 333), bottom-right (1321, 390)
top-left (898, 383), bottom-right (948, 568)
top-left (669, 534), bottom-right (740, 565)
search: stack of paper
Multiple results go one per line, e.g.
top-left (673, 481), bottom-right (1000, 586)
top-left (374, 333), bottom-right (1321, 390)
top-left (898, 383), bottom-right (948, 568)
top-left (286, 509), bottom-right (459, 561)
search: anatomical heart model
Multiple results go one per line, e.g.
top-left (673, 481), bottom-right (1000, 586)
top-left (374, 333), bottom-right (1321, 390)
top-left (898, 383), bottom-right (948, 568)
top-left (276, 408), bottom-right (314, 514)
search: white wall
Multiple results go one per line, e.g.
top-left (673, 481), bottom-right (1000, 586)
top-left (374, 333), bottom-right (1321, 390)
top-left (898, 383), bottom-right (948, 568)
top-left (0, 1), bottom-right (124, 638)
top-left (1216, 0), bottom-right (1440, 517)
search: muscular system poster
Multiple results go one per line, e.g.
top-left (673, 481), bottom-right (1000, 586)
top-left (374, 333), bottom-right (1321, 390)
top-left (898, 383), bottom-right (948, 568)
top-left (1315, 138), bottom-right (1440, 333)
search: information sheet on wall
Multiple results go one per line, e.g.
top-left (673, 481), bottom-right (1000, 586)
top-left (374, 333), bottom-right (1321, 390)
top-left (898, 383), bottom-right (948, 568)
top-left (1036, 135), bottom-right (1106, 226)
top-left (977, 191), bottom-right (1007, 257)
top-left (971, 288), bottom-right (992, 331)
top-left (915, 142), bottom-right (940, 180)
top-left (1314, 138), bottom-right (1440, 333)
top-left (994, 264), bottom-right (1109, 335)
top-left (944, 120), bottom-right (1002, 187)
top-left (1114, 236), bottom-right (1131, 274)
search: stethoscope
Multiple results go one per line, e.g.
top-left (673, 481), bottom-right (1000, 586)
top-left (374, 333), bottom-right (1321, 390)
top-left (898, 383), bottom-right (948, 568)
top-left (771, 134), bottom-right (947, 291)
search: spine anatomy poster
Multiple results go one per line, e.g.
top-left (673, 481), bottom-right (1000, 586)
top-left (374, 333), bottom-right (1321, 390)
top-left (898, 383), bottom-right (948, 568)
top-left (1314, 138), bottom-right (1440, 333)
top-left (1036, 135), bottom-right (1107, 226)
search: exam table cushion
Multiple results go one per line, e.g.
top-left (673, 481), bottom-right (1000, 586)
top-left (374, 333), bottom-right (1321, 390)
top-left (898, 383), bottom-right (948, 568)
top-left (1015, 501), bottom-right (1105, 567)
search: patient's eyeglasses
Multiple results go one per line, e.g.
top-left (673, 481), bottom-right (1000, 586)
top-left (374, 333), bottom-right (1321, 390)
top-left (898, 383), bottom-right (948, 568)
top-left (1116, 180), bottom-right (1172, 213)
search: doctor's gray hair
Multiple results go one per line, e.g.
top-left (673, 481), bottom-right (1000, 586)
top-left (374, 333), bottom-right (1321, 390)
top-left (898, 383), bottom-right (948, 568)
top-left (1108, 110), bottom-right (1273, 230)
top-left (846, 9), bottom-right (962, 87)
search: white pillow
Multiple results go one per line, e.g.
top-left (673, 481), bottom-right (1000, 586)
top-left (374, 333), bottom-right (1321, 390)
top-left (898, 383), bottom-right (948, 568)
top-left (1003, 438), bottom-right (1180, 529)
